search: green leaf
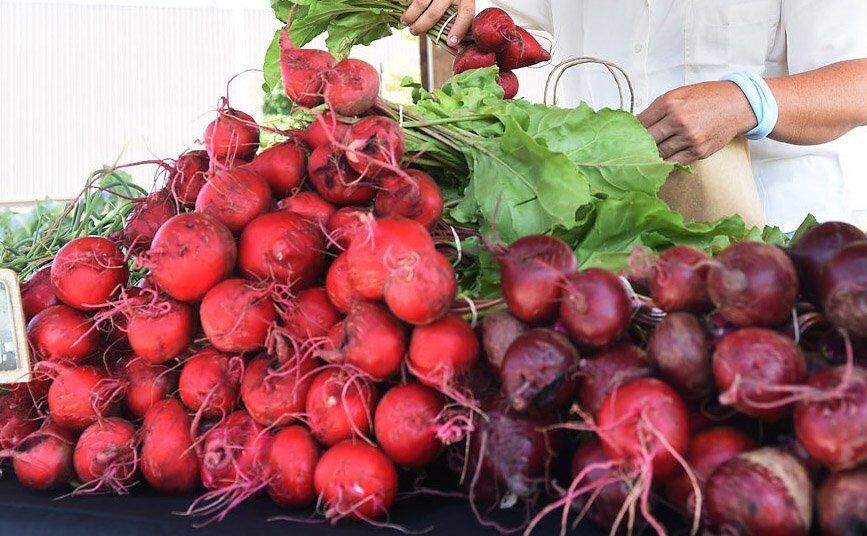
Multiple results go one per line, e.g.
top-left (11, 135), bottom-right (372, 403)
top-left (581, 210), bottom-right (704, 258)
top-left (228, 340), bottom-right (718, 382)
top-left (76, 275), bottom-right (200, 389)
top-left (262, 30), bottom-right (282, 93)
top-left (324, 10), bottom-right (395, 57)
top-left (790, 214), bottom-right (818, 244)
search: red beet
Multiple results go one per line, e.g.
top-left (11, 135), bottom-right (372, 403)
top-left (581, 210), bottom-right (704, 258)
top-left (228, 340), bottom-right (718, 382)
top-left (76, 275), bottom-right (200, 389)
top-left (27, 304), bottom-right (99, 364)
top-left (305, 368), bottom-right (378, 447)
top-left (307, 143), bottom-right (376, 206)
top-left (818, 468), bottom-right (867, 536)
top-left (344, 116), bottom-right (405, 180)
top-left (120, 356), bottom-right (177, 419)
top-left (374, 383), bottom-right (445, 468)
top-left (195, 167), bottom-right (272, 234)
top-left (277, 287), bottom-right (343, 341)
top-left (73, 417), bottom-right (138, 494)
top-left (141, 399), bottom-right (200, 494)
top-left (500, 329), bottom-right (579, 413)
top-left (204, 108), bottom-right (260, 165)
top-left (178, 347), bottom-right (243, 419)
top-left (323, 58), bottom-right (380, 117)
top-left (646, 312), bottom-right (713, 400)
top-left (11, 424), bottom-right (76, 491)
top-left (199, 279), bottom-right (277, 353)
top-left (313, 441), bottom-right (397, 521)
top-left (820, 241), bottom-right (867, 338)
top-left (567, 439), bottom-right (632, 529)
top-left (374, 169), bottom-right (442, 229)
top-left (20, 265), bottom-right (60, 320)
top-left (497, 70), bottom-right (519, 99)
top-left (453, 45), bottom-right (497, 74)
top-left (48, 365), bottom-right (120, 432)
top-left (649, 245), bottom-right (711, 312)
top-left (266, 426), bottom-right (319, 509)
top-left (118, 190), bottom-right (177, 252)
top-left (170, 150), bottom-right (210, 206)
top-left (789, 221), bottom-right (865, 302)
top-left (576, 344), bottom-right (653, 415)
top-left (241, 354), bottom-right (317, 427)
top-left (300, 112), bottom-right (348, 150)
top-left (279, 31), bottom-right (335, 108)
top-left (480, 310), bottom-right (529, 373)
top-left (472, 8), bottom-right (516, 53)
top-left (246, 141), bottom-right (307, 198)
top-left (321, 301), bottom-right (406, 380)
top-left (51, 236), bottom-right (128, 311)
top-left (497, 27), bottom-right (551, 70)
top-left (560, 269), bottom-right (631, 348)
top-left (126, 295), bottom-right (196, 364)
top-left (383, 249), bottom-right (457, 326)
top-left (325, 207), bottom-right (368, 250)
top-left (277, 191), bottom-right (337, 227)
top-left (325, 252), bottom-right (358, 314)
top-left (408, 315), bottom-right (480, 392)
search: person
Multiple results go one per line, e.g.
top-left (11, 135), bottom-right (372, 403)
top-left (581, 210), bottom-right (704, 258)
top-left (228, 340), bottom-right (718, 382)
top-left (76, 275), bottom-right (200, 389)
top-left (401, 0), bottom-right (867, 232)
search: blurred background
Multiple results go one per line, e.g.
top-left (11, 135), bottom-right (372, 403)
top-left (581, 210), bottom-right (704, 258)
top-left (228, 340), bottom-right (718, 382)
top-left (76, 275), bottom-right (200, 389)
top-left (0, 0), bottom-right (864, 227)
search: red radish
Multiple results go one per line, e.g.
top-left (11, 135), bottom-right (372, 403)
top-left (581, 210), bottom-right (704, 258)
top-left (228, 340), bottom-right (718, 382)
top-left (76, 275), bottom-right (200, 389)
top-left (646, 312), bottom-right (713, 400)
top-left (21, 265), bottom-right (60, 320)
top-left (266, 426), bottom-right (320, 508)
top-left (493, 234), bottom-right (577, 324)
top-left (141, 399), bottom-right (200, 494)
top-left (472, 8), bottom-right (516, 53)
top-left (325, 252), bottom-right (358, 314)
top-left (126, 294), bottom-right (196, 364)
top-left (279, 31), bottom-right (335, 108)
top-left (326, 207), bottom-right (368, 250)
top-left (648, 245), bottom-right (711, 312)
top-left (120, 356), bottom-right (177, 419)
top-left (497, 27), bottom-right (551, 70)
top-left (200, 279), bottom-right (277, 353)
top-left (170, 150), bottom-right (210, 206)
top-left (246, 141), bottom-right (307, 198)
top-left (344, 117), bottom-right (406, 180)
top-left (195, 167), bottom-right (272, 234)
top-left (307, 143), bottom-right (376, 206)
top-left (27, 304), bottom-right (99, 363)
top-left (11, 424), bottom-right (76, 491)
top-left (305, 368), bottom-right (378, 447)
top-left (383, 249), bottom-right (456, 326)
top-left (794, 365), bottom-right (867, 470)
top-left (117, 189), bottom-right (177, 252)
top-left (713, 328), bottom-right (807, 421)
top-left (500, 329), bottom-right (579, 413)
top-left (277, 286), bottom-right (343, 341)
top-left (576, 344), bottom-right (654, 415)
top-left (0, 391), bottom-right (39, 451)
top-left (789, 221), bottom-right (865, 301)
top-left (178, 347), bottom-right (243, 419)
top-left (301, 112), bottom-right (349, 150)
top-left (48, 365), bottom-right (120, 432)
top-left (73, 417), bottom-right (138, 494)
top-left (374, 383), bottom-right (445, 468)
top-left (50, 236), bottom-right (128, 310)
top-left (146, 212), bottom-right (237, 303)
top-left (321, 301), bottom-right (406, 380)
top-left (346, 216), bottom-right (435, 300)
top-left (238, 211), bottom-right (325, 289)
top-left (204, 108), bottom-right (260, 165)
top-left (707, 241), bottom-right (799, 327)
top-left (278, 191), bottom-right (337, 227)
top-left (453, 45), bottom-right (497, 74)
top-left (323, 58), bottom-right (380, 117)
top-left (241, 354), bottom-right (317, 427)
top-left (818, 468), bottom-right (867, 536)
top-left (706, 448), bottom-right (813, 536)
top-left (497, 70), bottom-right (519, 99)
top-left (314, 441), bottom-right (397, 521)
top-left (597, 377), bottom-right (689, 479)
top-left (560, 269), bottom-right (631, 348)
top-left (374, 169), bottom-right (443, 229)
top-left (409, 315), bottom-right (480, 392)
top-left (820, 241), bottom-right (867, 337)
top-left (480, 310), bottom-right (529, 373)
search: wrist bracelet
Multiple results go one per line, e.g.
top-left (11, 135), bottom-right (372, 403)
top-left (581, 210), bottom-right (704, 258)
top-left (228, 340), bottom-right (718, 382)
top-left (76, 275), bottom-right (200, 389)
top-left (720, 72), bottom-right (779, 141)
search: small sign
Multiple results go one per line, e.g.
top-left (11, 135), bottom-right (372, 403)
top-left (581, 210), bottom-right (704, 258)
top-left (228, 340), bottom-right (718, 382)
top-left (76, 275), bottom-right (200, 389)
top-left (0, 269), bottom-right (31, 384)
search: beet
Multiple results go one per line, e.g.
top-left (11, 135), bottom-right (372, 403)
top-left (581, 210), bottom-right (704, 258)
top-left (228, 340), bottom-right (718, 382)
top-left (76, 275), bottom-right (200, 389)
top-left (500, 329), bottom-right (579, 413)
top-left (471, 8), bottom-right (516, 53)
top-left (818, 468), bottom-right (867, 536)
top-left (480, 310), bottom-right (529, 373)
top-left (20, 265), bottom-right (60, 320)
top-left (649, 245), bottom-right (711, 312)
top-left (789, 221), bottom-right (865, 302)
top-left (560, 269), bottom-right (631, 348)
top-left (576, 344), bottom-right (654, 415)
top-left (820, 241), bottom-right (867, 338)
top-left (646, 312), bottom-right (713, 400)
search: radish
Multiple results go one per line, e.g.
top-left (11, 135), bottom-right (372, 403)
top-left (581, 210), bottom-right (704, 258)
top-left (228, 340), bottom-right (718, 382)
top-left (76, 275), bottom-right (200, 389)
top-left (0, 391), bottom-right (39, 451)
top-left (301, 112), bottom-right (349, 150)
top-left (647, 245), bottom-right (711, 313)
top-left (307, 143), bottom-right (376, 206)
top-left (453, 45), bottom-right (497, 74)
top-left (707, 241), bottom-right (799, 327)
top-left (383, 249), bottom-right (457, 326)
top-left (119, 356), bottom-right (177, 419)
top-left (277, 191), bottom-right (337, 227)
top-left (27, 304), bottom-right (99, 364)
top-left (344, 117), bottom-right (406, 180)
top-left (560, 269), bottom-right (631, 348)
top-left (818, 468), bottom-right (867, 536)
top-left (713, 328), bottom-right (807, 421)
top-left (10, 424), bottom-right (76, 491)
top-left (47, 365), bottom-right (121, 432)
top-left (200, 279), bottom-right (277, 353)
top-left (314, 441), bottom-right (397, 521)
top-left (178, 347), bottom-right (243, 419)
top-left (493, 234), bottom-right (577, 324)
top-left (238, 211), bottom-right (326, 289)
top-left (326, 207), bottom-right (368, 250)
top-left (794, 365), bottom-right (867, 470)
top-left (117, 189), bottom-right (177, 253)
top-left (195, 167), bottom-right (273, 234)
top-left (141, 399), bottom-right (200, 494)
top-left (789, 221), bottom-right (865, 302)
top-left (497, 27), bottom-right (551, 70)
top-left (646, 312), bottom-right (713, 400)
top-left (820, 241), bottom-right (867, 337)
top-left (408, 315), bottom-right (480, 393)
top-left (241, 354), bottom-right (317, 427)
top-left (73, 417), bottom-right (138, 494)
top-left (576, 344), bottom-right (654, 415)
top-left (279, 31), bottom-right (335, 108)
top-left (21, 265), bottom-right (60, 320)
top-left (472, 7), bottom-right (516, 53)
top-left (323, 58), bottom-right (380, 117)
top-left (266, 426), bottom-right (319, 508)
top-left (305, 367), bottom-right (378, 447)
top-left (706, 447), bottom-right (813, 536)
top-left (373, 383), bottom-right (445, 468)
top-left (146, 212), bottom-right (237, 303)
top-left (50, 236), bottom-right (128, 310)
top-left (346, 216), bottom-right (435, 300)
top-left (277, 286), bottom-right (343, 341)
top-left (325, 252), bottom-right (359, 314)
top-left (170, 150), bottom-right (210, 206)
top-left (374, 169), bottom-right (443, 229)
top-left (321, 301), bottom-right (406, 380)
top-left (246, 141), bottom-right (307, 198)
top-left (125, 293), bottom-right (196, 364)
top-left (500, 329), bottom-right (579, 413)
top-left (204, 108), bottom-right (260, 165)
top-left (480, 310), bottom-right (528, 373)
top-left (497, 70), bottom-right (519, 99)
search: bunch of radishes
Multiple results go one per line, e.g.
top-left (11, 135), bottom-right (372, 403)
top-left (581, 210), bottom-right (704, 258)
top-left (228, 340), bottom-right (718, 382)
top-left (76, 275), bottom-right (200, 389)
top-left (452, 7), bottom-right (552, 99)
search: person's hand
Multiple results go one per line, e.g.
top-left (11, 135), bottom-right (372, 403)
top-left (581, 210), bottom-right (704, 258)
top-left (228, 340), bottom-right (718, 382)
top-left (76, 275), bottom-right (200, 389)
top-left (401, 0), bottom-right (476, 47)
top-left (637, 81), bottom-right (758, 165)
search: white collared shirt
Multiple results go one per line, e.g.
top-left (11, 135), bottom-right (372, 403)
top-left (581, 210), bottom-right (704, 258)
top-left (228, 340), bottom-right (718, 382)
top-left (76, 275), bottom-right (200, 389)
top-left (488, 0), bottom-right (867, 231)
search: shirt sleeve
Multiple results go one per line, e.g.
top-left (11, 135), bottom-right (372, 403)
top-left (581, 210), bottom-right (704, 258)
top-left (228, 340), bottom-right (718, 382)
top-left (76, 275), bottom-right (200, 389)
top-left (783, 0), bottom-right (867, 74)
top-left (484, 0), bottom-right (553, 33)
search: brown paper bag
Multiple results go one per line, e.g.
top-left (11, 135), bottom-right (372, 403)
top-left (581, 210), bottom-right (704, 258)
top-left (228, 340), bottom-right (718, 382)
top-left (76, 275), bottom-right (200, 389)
top-left (659, 138), bottom-right (765, 228)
